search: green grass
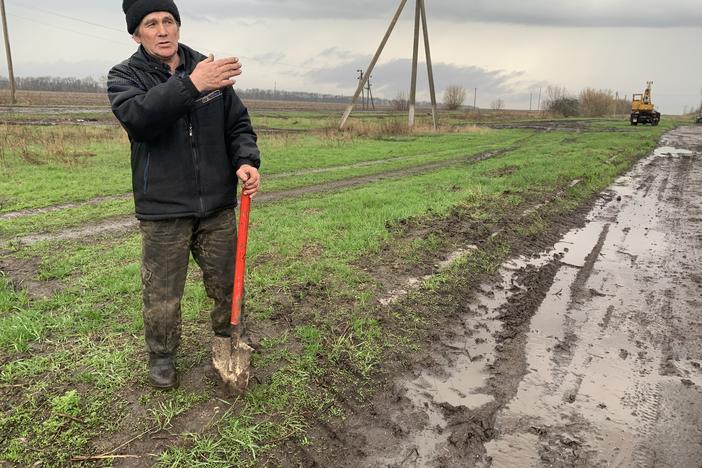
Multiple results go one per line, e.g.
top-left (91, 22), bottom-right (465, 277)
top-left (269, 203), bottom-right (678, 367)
top-left (1, 129), bottom-right (527, 239)
top-left (0, 114), bottom-right (677, 465)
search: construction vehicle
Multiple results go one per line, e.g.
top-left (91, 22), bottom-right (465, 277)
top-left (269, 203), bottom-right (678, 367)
top-left (630, 81), bottom-right (660, 126)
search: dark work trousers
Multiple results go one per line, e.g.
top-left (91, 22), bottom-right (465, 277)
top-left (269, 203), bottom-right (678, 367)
top-left (139, 207), bottom-right (237, 357)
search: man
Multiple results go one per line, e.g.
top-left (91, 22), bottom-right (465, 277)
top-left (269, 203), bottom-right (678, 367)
top-left (108, 0), bottom-right (261, 389)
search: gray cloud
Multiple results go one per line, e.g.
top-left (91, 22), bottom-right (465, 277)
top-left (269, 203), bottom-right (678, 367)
top-left (177, 0), bottom-right (702, 28)
top-left (306, 53), bottom-right (535, 102)
top-left (14, 0), bottom-right (702, 29)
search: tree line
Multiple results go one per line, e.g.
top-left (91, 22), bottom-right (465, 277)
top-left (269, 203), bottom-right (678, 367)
top-left (441, 84), bottom-right (635, 116)
top-left (0, 75), bottom-right (107, 93)
top-left (0, 76), bottom-right (397, 105)
top-left (542, 86), bottom-right (631, 117)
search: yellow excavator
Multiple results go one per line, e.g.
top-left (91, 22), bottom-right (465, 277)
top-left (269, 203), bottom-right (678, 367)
top-left (630, 81), bottom-right (660, 126)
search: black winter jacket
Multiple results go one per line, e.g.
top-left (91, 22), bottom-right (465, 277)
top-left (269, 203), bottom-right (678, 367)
top-left (107, 44), bottom-right (260, 220)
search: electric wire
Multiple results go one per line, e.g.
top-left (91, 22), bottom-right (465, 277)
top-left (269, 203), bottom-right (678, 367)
top-left (8, 13), bottom-right (134, 47)
top-left (6, 1), bottom-right (125, 33)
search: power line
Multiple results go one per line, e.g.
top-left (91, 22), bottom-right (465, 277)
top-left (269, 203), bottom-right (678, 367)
top-left (8, 13), bottom-right (133, 47)
top-left (6, 1), bottom-right (125, 33)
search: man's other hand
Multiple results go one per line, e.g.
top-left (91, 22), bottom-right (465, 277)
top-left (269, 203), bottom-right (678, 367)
top-left (236, 165), bottom-right (261, 198)
top-left (190, 55), bottom-right (242, 93)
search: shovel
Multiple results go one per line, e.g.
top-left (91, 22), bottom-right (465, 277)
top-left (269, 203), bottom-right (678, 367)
top-left (212, 193), bottom-right (254, 394)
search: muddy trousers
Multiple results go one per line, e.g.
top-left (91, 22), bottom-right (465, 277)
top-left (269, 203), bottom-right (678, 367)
top-left (139, 208), bottom-right (237, 357)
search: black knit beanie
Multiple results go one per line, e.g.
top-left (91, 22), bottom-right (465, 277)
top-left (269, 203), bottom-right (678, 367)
top-left (123, 0), bottom-right (181, 35)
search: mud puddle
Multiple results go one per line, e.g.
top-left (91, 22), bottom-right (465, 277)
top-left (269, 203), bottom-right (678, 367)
top-left (486, 127), bottom-right (702, 467)
top-left (306, 126), bottom-right (702, 467)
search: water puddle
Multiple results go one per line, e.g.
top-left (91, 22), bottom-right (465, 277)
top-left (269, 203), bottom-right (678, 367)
top-left (486, 127), bottom-right (702, 466)
top-left (653, 146), bottom-right (693, 157)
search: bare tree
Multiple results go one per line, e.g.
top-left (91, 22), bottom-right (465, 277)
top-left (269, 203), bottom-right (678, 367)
top-left (579, 88), bottom-right (615, 117)
top-left (544, 85), bottom-right (568, 110)
top-left (443, 85), bottom-right (466, 110)
top-left (490, 98), bottom-right (504, 111)
top-left (392, 91), bottom-right (409, 111)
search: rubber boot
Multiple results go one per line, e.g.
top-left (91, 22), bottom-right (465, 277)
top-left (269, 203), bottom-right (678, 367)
top-left (148, 354), bottom-right (178, 389)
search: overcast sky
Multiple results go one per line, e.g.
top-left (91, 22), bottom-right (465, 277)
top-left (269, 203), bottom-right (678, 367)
top-left (2, 0), bottom-right (701, 114)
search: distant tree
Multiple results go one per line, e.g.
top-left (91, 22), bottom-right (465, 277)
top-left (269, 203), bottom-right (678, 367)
top-left (443, 85), bottom-right (466, 110)
top-left (579, 88), bottom-right (615, 117)
top-left (490, 98), bottom-right (504, 111)
top-left (0, 75), bottom-right (105, 93)
top-left (392, 91), bottom-right (409, 111)
top-left (549, 97), bottom-right (580, 117)
top-left (543, 85), bottom-right (580, 117)
top-left (544, 85), bottom-right (568, 110)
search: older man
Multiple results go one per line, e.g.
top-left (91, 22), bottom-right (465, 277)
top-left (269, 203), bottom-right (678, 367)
top-left (108, 0), bottom-right (261, 389)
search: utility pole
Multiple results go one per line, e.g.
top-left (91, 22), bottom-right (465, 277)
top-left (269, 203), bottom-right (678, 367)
top-left (537, 87), bottom-right (542, 112)
top-left (0, 0), bottom-right (16, 105)
top-left (365, 74), bottom-right (376, 111)
top-left (613, 91), bottom-right (619, 117)
top-left (529, 92), bottom-right (533, 112)
top-left (357, 69), bottom-right (366, 110)
top-left (473, 88), bottom-right (477, 111)
top-left (419, 0), bottom-right (437, 128)
top-left (339, 0), bottom-right (437, 130)
top-left (408, 0), bottom-right (421, 127)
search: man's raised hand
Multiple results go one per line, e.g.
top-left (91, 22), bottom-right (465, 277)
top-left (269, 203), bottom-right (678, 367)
top-left (189, 55), bottom-right (242, 93)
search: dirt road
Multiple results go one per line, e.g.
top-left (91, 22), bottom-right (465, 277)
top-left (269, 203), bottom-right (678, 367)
top-left (309, 126), bottom-right (702, 467)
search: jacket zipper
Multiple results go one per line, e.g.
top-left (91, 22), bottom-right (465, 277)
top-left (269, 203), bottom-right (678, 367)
top-left (188, 117), bottom-right (205, 215)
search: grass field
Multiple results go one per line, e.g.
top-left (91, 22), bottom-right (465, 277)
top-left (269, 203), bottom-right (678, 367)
top-left (0, 103), bottom-right (679, 465)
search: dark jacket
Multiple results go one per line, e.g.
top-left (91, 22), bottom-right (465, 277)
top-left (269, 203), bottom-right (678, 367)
top-left (107, 44), bottom-right (260, 220)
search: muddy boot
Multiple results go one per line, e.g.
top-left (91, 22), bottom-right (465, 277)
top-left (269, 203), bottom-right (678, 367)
top-left (149, 354), bottom-right (178, 390)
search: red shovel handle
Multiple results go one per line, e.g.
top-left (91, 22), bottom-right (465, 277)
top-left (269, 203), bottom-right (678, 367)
top-left (231, 193), bottom-right (251, 326)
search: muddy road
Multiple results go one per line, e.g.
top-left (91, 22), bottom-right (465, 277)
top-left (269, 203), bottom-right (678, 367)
top-left (306, 126), bottom-right (702, 467)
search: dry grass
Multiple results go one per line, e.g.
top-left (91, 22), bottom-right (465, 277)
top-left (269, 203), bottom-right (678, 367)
top-left (0, 125), bottom-right (126, 169)
top-left (335, 118), bottom-right (492, 138)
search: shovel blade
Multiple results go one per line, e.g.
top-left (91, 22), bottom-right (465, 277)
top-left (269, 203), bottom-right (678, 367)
top-left (212, 335), bottom-right (254, 394)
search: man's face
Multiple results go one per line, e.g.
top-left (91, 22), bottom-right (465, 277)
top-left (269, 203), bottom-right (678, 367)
top-left (133, 12), bottom-right (180, 62)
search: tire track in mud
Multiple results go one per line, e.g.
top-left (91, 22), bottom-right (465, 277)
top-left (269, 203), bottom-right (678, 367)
top-left (299, 126), bottom-right (702, 467)
top-left (0, 148), bottom-right (505, 223)
top-left (485, 126), bottom-right (702, 467)
top-left (0, 194), bottom-right (133, 221)
top-left (2, 148), bottom-right (509, 249)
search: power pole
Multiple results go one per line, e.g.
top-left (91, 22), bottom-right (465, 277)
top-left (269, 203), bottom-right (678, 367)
top-left (357, 69), bottom-right (366, 110)
top-left (473, 88), bottom-right (477, 111)
top-left (537, 87), bottom-right (542, 112)
top-left (408, 0), bottom-right (421, 127)
top-left (339, 0), bottom-right (408, 129)
top-left (529, 92), bottom-right (533, 111)
top-left (366, 74), bottom-right (376, 111)
top-left (339, 0), bottom-right (437, 130)
top-left (0, 0), bottom-right (16, 105)
top-left (419, 0), bottom-right (437, 129)
top-left (613, 91), bottom-right (619, 117)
